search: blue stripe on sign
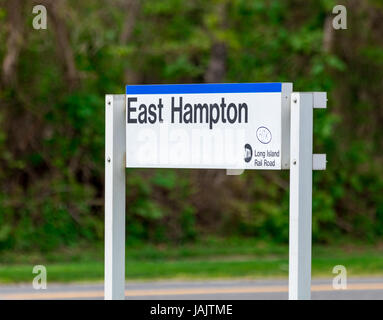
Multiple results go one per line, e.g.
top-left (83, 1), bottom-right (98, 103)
top-left (126, 83), bottom-right (282, 94)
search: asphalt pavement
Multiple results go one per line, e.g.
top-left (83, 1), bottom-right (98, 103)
top-left (1, 277), bottom-right (383, 300)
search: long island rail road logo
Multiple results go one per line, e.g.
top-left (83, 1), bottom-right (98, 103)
top-left (125, 83), bottom-right (292, 170)
top-left (244, 144), bottom-right (253, 163)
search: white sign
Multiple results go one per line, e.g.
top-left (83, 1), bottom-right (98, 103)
top-left (126, 83), bottom-right (292, 170)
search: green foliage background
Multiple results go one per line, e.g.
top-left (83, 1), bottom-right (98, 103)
top-left (0, 0), bottom-right (382, 252)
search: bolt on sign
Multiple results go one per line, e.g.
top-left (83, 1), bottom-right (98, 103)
top-left (125, 83), bottom-right (292, 170)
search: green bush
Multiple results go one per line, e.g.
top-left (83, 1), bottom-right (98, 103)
top-left (0, 0), bottom-right (382, 252)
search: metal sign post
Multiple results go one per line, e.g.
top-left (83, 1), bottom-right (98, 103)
top-left (104, 85), bottom-right (327, 300)
top-left (105, 95), bottom-right (126, 300)
top-left (288, 92), bottom-right (327, 300)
